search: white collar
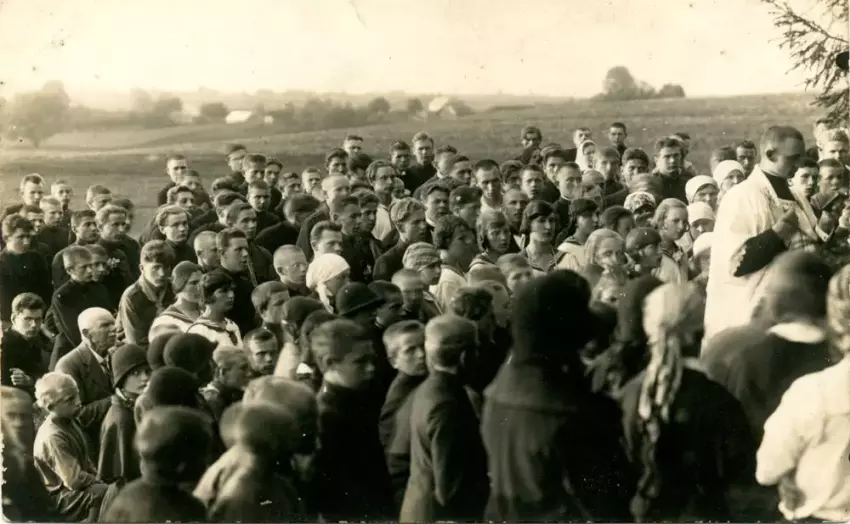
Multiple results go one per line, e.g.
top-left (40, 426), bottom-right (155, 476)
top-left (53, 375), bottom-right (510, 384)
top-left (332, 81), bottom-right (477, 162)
top-left (767, 322), bottom-right (826, 344)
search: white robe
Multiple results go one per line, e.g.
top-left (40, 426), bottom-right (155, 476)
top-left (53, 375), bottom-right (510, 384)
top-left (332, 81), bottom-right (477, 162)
top-left (704, 167), bottom-right (825, 340)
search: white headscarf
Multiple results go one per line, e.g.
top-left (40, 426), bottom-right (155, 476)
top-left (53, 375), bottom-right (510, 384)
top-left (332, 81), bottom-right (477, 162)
top-left (712, 160), bottom-right (745, 186)
top-left (306, 253), bottom-right (350, 311)
top-left (576, 139), bottom-right (597, 172)
top-left (684, 175), bottom-right (717, 204)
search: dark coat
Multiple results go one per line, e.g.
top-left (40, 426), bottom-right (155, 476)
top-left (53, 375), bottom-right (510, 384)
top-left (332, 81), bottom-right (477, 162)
top-left (620, 367), bottom-right (757, 522)
top-left (255, 220), bottom-right (300, 254)
top-left (373, 240), bottom-right (408, 282)
top-left (118, 236), bottom-right (141, 278)
top-left (221, 268), bottom-right (259, 336)
top-left (199, 380), bottom-right (244, 422)
top-left (47, 280), bottom-right (112, 370)
top-left (97, 394), bottom-right (140, 485)
top-left (313, 381), bottom-right (393, 521)
top-left (386, 392), bottom-right (415, 510)
top-left (167, 240), bottom-right (197, 265)
top-left (255, 209), bottom-right (281, 234)
top-left (96, 239), bottom-right (135, 311)
top-left (482, 360), bottom-right (634, 522)
top-left (101, 477), bottom-right (207, 523)
top-left (702, 324), bottom-right (834, 442)
top-left (37, 225), bottom-right (71, 262)
top-left (248, 243), bottom-right (275, 284)
top-left (401, 163), bottom-right (437, 193)
top-left (190, 209), bottom-right (218, 230)
top-left (1, 328), bottom-right (51, 394)
top-left (341, 233), bottom-right (376, 283)
top-left (296, 205), bottom-right (330, 261)
top-left (379, 372), bottom-right (425, 451)
top-left (654, 170), bottom-right (689, 203)
top-left (400, 371), bottom-right (489, 523)
top-left (0, 248), bottom-right (52, 323)
top-left (207, 458), bottom-right (307, 523)
top-left (55, 344), bottom-right (114, 447)
top-left (2, 446), bottom-right (61, 522)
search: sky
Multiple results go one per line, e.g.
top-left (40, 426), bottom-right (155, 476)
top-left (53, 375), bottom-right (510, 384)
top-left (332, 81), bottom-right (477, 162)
top-left (0, 0), bottom-right (845, 99)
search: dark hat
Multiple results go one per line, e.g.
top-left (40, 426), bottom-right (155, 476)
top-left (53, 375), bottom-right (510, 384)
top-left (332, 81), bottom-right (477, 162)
top-left (569, 198), bottom-right (598, 218)
top-left (336, 282), bottom-right (385, 318)
top-left (837, 51), bottom-right (849, 71)
top-left (135, 406), bottom-right (212, 482)
top-left (146, 366), bottom-right (200, 409)
top-left (282, 296), bottom-right (325, 329)
top-left (599, 205), bottom-right (631, 230)
top-left (111, 343), bottom-right (149, 388)
top-left (163, 334), bottom-right (216, 375)
top-left (148, 332), bottom-right (179, 370)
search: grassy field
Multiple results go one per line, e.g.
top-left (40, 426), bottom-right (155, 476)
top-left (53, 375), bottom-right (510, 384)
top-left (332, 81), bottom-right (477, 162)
top-left (0, 92), bottom-right (822, 233)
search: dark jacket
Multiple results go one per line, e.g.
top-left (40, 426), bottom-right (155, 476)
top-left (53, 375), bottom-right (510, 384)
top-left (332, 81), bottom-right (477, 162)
top-left (620, 367), bottom-right (757, 522)
top-left (255, 220), bottom-right (300, 254)
top-left (96, 239), bottom-right (135, 311)
top-left (342, 233), bottom-right (376, 283)
top-left (118, 236), bottom-right (142, 278)
top-left (1, 328), bottom-right (51, 395)
top-left (373, 241), bottom-right (409, 282)
top-left (482, 360), bottom-right (634, 522)
top-left (379, 372), bottom-right (425, 451)
top-left (199, 380), bottom-right (244, 422)
top-left (101, 477), bottom-right (207, 523)
top-left (539, 178), bottom-right (560, 204)
top-left (166, 240), bottom-right (196, 265)
top-left (401, 163), bottom-right (436, 193)
top-left (400, 371), bottom-right (489, 523)
top-left (117, 277), bottom-right (175, 347)
top-left (221, 268), bottom-right (259, 336)
top-left (296, 205), bottom-right (330, 261)
top-left (55, 344), bottom-right (113, 447)
top-left (2, 445), bottom-right (61, 522)
top-left (654, 170), bottom-right (689, 203)
top-left (702, 324), bottom-right (834, 442)
top-left (98, 394), bottom-right (140, 485)
top-left (255, 209), bottom-right (281, 234)
top-left (314, 381), bottom-right (393, 521)
top-left (248, 243), bottom-right (275, 284)
top-left (37, 225), bottom-right (71, 262)
top-left (602, 179), bottom-right (628, 208)
top-left (0, 249), bottom-right (52, 322)
top-left (47, 280), bottom-right (112, 369)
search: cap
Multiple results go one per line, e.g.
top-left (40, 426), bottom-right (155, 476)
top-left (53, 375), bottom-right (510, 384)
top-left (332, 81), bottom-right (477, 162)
top-left (686, 202), bottom-right (715, 225)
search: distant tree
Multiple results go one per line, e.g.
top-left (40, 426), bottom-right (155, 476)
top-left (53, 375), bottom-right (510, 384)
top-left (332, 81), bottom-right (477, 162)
top-left (2, 81), bottom-right (71, 147)
top-left (406, 97), bottom-right (424, 115)
top-left (367, 96), bottom-right (391, 114)
top-left (762, 0), bottom-right (848, 126)
top-left (657, 83), bottom-right (686, 99)
top-left (268, 102), bottom-right (296, 124)
top-left (451, 99), bottom-right (475, 117)
top-left (199, 101), bottom-right (229, 122)
top-left (130, 88), bottom-right (154, 114)
top-left (603, 66), bottom-right (640, 99)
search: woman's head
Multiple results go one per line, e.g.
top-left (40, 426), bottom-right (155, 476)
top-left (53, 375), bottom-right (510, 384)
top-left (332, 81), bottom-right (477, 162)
top-left (599, 206), bottom-right (634, 240)
top-left (624, 191), bottom-right (657, 227)
top-left (712, 160), bottom-right (746, 193)
top-left (520, 200), bottom-right (559, 243)
top-left (685, 175), bottom-right (719, 210)
top-left (201, 269), bottom-right (235, 312)
top-left (584, 228), bottom-right (625, 272)
top-left (652, 198), bottom-right (689, 241)
top-left (565, 198), bottom-right (598, 239)
top-left (477, 209), bottom-right (511, 254)
top-left (577, 139), bottom-right (597, 170)
top-left (686, 202), bottom-right (715, 240)
top-left (172, 261), bottom-right (202, 304)
top-left (433, 214), bottom-right (478, 270)
top-left (306, 253), bottom-right (351, 299)
top-left (642, 283), bottom-right (705, 358)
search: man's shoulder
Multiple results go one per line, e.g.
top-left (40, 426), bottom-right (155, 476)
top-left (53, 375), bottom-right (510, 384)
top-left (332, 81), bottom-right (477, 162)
top-left (55, 345), bottom-right (87, 372)
top-left (119, 280), bottom-right (145, 302)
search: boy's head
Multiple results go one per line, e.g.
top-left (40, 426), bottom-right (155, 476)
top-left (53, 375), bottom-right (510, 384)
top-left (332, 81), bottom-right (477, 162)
top-left (242, 154), bottom-right (267, 184)
top-left (225, 202), bottom-right (258, 240)
top-left (573, 127), bottom-right (592, 148)
top-left (310, 221), bottom-right (344, 257)
top-left (39, 196), bottom-right (64, 227)
top-left (264, 159), bottom-right (283, 186)
top-left (165, 154), bottom-right (189, 183)
top-left (247, 180), bottom-right (272, 212)
top-left (343, 134), bottom-right (364, 156)
top-left (366, 160), bottom-right (397, 198)
top-left (818, 158), bottom-right (848, 193)
top-left (355, 191), bottom-right (380, 233)
top-left (279, 171), bottom-right (303, 199)
top-left (608, 122), bottom-right (627, 146)
top-left (326, 148), bottom-right (349, 176)
top-left (85, 185), bottom-right (112, 211)
top-left (390, 141), bottom-right (412, 170)
top-left (499, 160), bottom-right (523, 190)
top-left (251, 281), bottom-right (290, 324)
top-left (274, 245), bottom-right (308, 285)
top-left (311, 318), bottom-right (375, 389)
top-left (226, 143), bottom-right (248, 172)
top-left (734, 140), bottom-right (758, 176)
top-left (654, 137), bottom-right (683, 175)
top-left (156, 205), bottom-right (190, 244)
top-left (818, 128), bottom-right (850, 165)
top-left (35, 372), bottom-right (80, 419)
top-left (329, 195), bottom-right (362, 236)
top-left (542, 148), bottom-right (569, 180)
top-left (140, 240), bottom-right (176, 289)
top-left (625, 227), bottom-right (663, 270)
top-left (20, 174), bottom-right (44, 206)
top-left (87, 245), bottom-right (108, 281)
top-left (63, 245), bottom-right (94, 283)
top-left (594, 147), bottom-right (621, 181)
top-left (424, 315), bottom-right (478, 372)
top-left (412, 131), bottom-right (435, 165)
top-left (520, 125), bottom-right (542, 150)
top-left (135, 406), bottom-right (212, 484)
top-left (51, 179), bottom-right (73, 207)
top-left (181, 169), bottom-right (203, 194)
top-left (301, 167), bottom-right (324, 195)
top-left (392, 268), bottom-right (426, 311)
top-left (166, 184), bottom-right (195, 209)
top-left (10, 293), bottom-right (45, 340)
top-left (211, 345), bottom-right (252, 391)
top-left (1, 215), bottom-right (34, 254)
top-left (346, 152), bottom-right (373, 182)
top-left (243, 328), bottom-right (280, 376)
top-left (496, 253), bottom-right (534, 294)
top-left (383, 320), bottom-right (426, 377)
top-left (621, 148), bottom-right (650, 182)
top-left (449, 186), bottom-right (482, 228)
top-left (791, 158), bottom-right (819, 198)
top-left (19, 204), bottom-right (44, 234)
top-left (435, 145), bottom-right (459, 174)
top-left (709, 146), bottom-right (737, 174)
top-left (95, 204), bottom-right (129, 242)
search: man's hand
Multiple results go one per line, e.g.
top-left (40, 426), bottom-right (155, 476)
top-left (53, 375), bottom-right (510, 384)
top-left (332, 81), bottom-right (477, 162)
top-left (10, 368), bottom-right (33, 387)
top-left (772, 209), bottom-right (799, 242)
top-left (779, 476), bottom-right (805, 511)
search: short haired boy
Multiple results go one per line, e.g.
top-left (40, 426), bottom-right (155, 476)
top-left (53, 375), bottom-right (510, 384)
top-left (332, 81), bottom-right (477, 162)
top-left (1, 293), bottom-right (50, 395)
top-left (378, 320), bottom-right (426, 449)
top-left (0, 215), bottom-right (52, 329)
top-left (117, 241), bottom-right (177, 347)
top-left (200, 345), bottom-right (250, 421)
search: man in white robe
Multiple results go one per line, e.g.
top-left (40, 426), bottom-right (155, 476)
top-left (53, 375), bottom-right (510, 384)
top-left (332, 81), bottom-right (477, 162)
top-left (704, 126), bottom-right (827, 341)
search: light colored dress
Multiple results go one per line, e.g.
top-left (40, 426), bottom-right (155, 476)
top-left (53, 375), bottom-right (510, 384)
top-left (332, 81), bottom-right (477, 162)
top-left (186, 317), bottom-right (242, 348)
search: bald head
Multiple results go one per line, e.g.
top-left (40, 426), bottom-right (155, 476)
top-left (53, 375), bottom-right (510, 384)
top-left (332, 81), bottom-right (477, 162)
top-left (78, 307), bottom-right (112, 332)
top-left (194, 231), bottom-right (219, 269)
top-left (322, 175), bottom-right (350, 204)
top-left (424, 315), bottom-right (478, 369)
top-left (78, 308), bottom-right (115, 352)
top-left (760, 126), bottom-right (806, 178)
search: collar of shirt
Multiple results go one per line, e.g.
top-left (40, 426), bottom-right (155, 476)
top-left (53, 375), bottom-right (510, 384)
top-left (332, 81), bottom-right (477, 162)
top-left (85, 343), bottom-right (107, 366)
top-left (481, 198), bottom-right (501, 213)
top-left (138, 276), bottom-right (167, 307)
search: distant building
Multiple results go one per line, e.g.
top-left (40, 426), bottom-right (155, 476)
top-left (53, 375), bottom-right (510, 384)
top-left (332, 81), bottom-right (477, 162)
top-left (426, 96), bottom-right (465, 120)
top-left (225, 110), bottom-right (274, 125)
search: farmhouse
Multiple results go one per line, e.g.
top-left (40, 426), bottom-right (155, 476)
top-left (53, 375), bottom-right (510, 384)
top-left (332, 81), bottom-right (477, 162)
top-left (426, 96), bottom-right (462, 119)
top-left (225, 110), bottom-right (274, 124)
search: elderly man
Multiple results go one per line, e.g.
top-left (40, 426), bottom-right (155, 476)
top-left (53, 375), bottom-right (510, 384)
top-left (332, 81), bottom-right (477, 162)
top-left (193, 230), bottom-right (220, 272)
top-left (54, 307), bottom-right (116, 444)
top-left (705, 126), bottom-right (827, 339)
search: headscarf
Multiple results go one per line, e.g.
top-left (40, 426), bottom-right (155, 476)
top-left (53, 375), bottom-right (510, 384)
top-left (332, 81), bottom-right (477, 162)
top-left (624, 191), bottom-right (656, 214)
top-left (684, 175), bottom-right (718, 204)
top-left (686, 202), bottom-right (715, 225)
top-left (827, 263), bottom-right (850, 355)
top-left (306, 253), bottom-right (349, 312)
top-left (576, 139), bottom-right (597, 172)
top-left (633, 283), bottom-right (705, 521)
top-left (712, 160), bottom-right (745, 186)
top-left (402, 242), bottom-right (441, 271)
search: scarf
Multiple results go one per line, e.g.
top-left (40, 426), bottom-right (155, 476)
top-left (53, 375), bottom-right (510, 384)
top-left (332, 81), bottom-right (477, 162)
top-left (306, 253), bottom-right (349, 312)
top-left (576, 139), bottom-right (597, 172)
top-left (632, 283), bottom-right (705, 521)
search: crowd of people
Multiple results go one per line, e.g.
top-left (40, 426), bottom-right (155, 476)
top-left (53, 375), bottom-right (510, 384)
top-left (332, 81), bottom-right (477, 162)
top-left (1, 118), bottom-right (850, 522)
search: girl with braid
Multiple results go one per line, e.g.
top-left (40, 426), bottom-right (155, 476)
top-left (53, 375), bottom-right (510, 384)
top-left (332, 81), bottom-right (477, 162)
top-left (620, 283), bottom-right (755, 522)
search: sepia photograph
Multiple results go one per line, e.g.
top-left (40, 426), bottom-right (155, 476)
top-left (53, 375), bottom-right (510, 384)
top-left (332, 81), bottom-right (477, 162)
top-left (0, 0), bottom-right (848, 521)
